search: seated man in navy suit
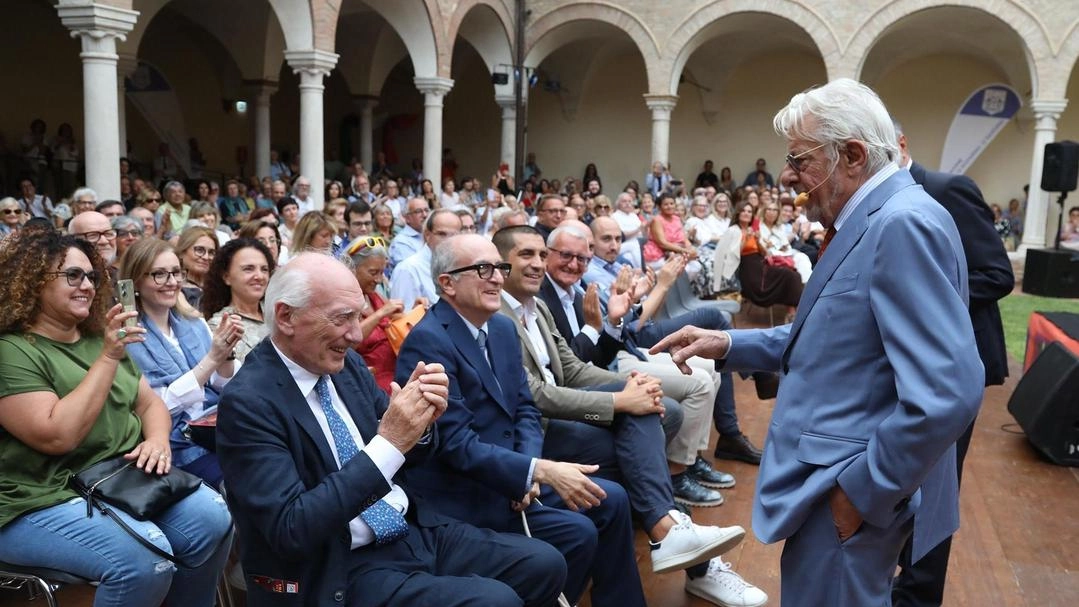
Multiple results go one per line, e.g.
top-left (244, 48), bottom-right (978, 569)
top-left (217, 252), bottom-right (567, 607)
top-left (396, 234), bottom-right (645, 607)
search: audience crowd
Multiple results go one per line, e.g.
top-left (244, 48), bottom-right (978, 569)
top-left (0, 139), bottom-right (1027, 607)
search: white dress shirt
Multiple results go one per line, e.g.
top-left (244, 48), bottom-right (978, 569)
top-left (502, 291), bottom-right (556, 385)
top-left (272, 341), bottom-right (409, 550)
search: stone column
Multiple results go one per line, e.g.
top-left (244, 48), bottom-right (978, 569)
top-left (117, 52), bottom-right (138, 163)
top-left (353, 95), bottom-right (378, 171)
top-left (495, 94), bottom-right (517, 171)
top-left (284, 49), bottom-right (338, 210)
top-left (413, 77), bottom-right (454, 186)
top-left (1022, 99), bottom-right (1069, 250)
top-left (644, 94), bottom-right (679, 169)
top-left (244, 80), bottom-right (278, 179)
top-left (58, 3), bottom-right (138, 202)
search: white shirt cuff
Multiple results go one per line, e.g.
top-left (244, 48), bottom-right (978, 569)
top-left (365, 434), bottom-right (407, 485)
top-left (579, 324), bottom-right (600, 344)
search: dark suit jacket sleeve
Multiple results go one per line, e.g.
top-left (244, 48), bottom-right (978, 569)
top-left (396, 317), bottom-right (539, 499)
top-left (539, 280), bottom-right (622, 368)
top-left (927, 171), bottom-right (1014, 302)
top-left (216, 363), bottom-right (393, 561)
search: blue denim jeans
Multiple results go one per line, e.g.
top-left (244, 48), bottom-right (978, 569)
top-left (0, 484), bottom-right (233, 607)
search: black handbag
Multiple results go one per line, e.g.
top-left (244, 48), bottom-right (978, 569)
top-left (70, 456), bottom-right (204, 565)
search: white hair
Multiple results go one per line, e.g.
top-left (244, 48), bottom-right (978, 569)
top-left (773, 78), bottom-right (898, 175)
top-left (263, 254), bottom-right (314, 331)
top-left (547, 224), bottom-right (588, 248)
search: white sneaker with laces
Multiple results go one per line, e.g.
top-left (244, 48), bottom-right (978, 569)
top-left (650, 509), bottom-right (746, 574)
top-left (685, 557), bottom-right (768, 607)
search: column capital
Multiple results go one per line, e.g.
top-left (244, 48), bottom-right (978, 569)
top-left (414, 77), bottom-right (454, 97)
top-left (1030, 99), bottom-right (1068, 116)
top-left (58, 2), bottom-right (138, 42)
top-left (643, 94), bottom-right (679, 112)
top-left (284, 49), bottom-right (338, 77)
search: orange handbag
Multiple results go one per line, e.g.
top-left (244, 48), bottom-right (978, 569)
top-left (386, 304), bottom-right (426, 353)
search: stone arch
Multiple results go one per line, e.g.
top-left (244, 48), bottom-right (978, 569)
top-left (846, 0), bottom-right (1050, 97)
top-left (1054, 19), bottom-right (1079, 100)
top-left (332, 0), bottom-right (439, 79)
top-left (449, 2), bottom-right (515, 98)
top-left (665, 0), bottom-right (839, 95)
top-left (266, 0), bottom-right (315, 51)
top-left (525, 2), bottom-right (661, 92)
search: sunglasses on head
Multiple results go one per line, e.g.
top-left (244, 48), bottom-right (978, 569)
top-left (346, 235), bottom-right (388, 257)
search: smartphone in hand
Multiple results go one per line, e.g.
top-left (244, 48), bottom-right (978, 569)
top-left (116, 279), bottom-right (138, 328)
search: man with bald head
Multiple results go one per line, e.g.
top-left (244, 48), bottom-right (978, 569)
top-left (69, 211), bottom-right (117, 265)
top-left (218, 252), bottom-right (566, 607)
top-left (397, 234), bottom-right (647, 607)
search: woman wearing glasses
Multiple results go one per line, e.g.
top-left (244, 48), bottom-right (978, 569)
top-left (121, 238), bottom-right (244, 486)
top-left (201, 238), bottom-right (275, 363)
top-left (235, 219), bottom-right (286, 265)
top-left (0, 197), bottom-right (25, 239)
top-left (0, 227), bottom-right (233, 607)
top-left (175, 226), bottom-right (218, 311)
top-left (346, 235), bottom-right (404, 393)
top-left (110, 215), bottom-right (144, 273)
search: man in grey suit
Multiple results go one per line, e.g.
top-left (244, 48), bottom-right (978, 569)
top-left (652, 79), bottom-right (984, 606)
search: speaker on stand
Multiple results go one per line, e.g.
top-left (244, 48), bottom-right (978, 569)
top-left (1023, 141), bottom-right (1079, 297)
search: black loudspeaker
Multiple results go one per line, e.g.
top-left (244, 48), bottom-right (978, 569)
top-left (1022, 248), bottom-right (1079, 298)
top-left (1007, 341), bottom-right (1079, 466)
top-left (1041, 141), bottom-right (1079, 192)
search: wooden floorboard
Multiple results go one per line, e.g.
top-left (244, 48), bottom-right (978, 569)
top-left (3, 307), bottom-right (1078, 606)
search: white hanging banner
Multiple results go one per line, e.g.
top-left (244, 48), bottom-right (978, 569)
top-left (939, 84), bottom-right (1022, 175)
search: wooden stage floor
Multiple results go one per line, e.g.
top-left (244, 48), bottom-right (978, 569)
top-left (4, 308), bottom-right (1078, 606)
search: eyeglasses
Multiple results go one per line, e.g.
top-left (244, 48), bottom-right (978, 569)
top-left (145, 197), bottom-right (162, 203)
top-left (350, 220), bottom-right (373, 228)
top-left (146, 269), bottom-right (187, 285)
top-left (116, 229), bottom-right (142, 238)
top-left (47, 267), bottom-right (102, 288)
top-left (346, 235), bottom-right (388, 257)
top-left (541, 207), bottom-right (567, 215)
top-left (459, 224), bottom-right (478, 233)
top-left (548, 248), bottom-right (592, 266)
top-left (192, 245), bottom-right (216, 258)
top-left (2, 209), bottom-right (20, 215)
top-left (594, 204), bottom-right (612, 210)
top-left (785, 142), bottom-right (829, 173)
top-left (73, 229), bottom-right (117, 243)
top-left (445, 262), bottom-right (512, 280)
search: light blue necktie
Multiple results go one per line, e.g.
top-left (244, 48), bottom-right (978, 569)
top-left (315, 376), bottom-right (408, 545)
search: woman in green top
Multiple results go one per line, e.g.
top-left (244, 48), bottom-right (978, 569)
top-left (0, 227), bottom-right (232, 607)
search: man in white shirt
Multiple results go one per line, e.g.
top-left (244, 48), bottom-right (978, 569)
top-left (387, 198), bottom-right (429, 273)
top-left (216, 253), bottom-right (567, 607)
top-left (292, 176), bottom-right (316, 216)
top-left (389, 210), bottom-right (461, 309)
top-left (17, 177), bottom-right (53, 219)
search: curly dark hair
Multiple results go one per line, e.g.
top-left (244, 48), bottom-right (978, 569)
top-left (200, 238), bottom-right (275, 319)
top-left (0, 225), bottom-right (111, 336)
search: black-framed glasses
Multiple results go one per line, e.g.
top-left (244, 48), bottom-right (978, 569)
top-left (785, 142), bottom-right (828, 173)
top-left (2, 208), bottom-right (21, 215)
top-left (459, 224), bottom-right (478, 233)
top-left (192, 245), bottom-right (216, 258)
top-left (548, 247), bottom-right (592, 266)
top-left (47, 267), bottom-right (102, 288)
top-left (445, 262), bottom-right (511, 280)
top-left (73, 229), bottom-right (117, 243)
top-left (116, 228), bottom-right (142, 238)
top-left (146, 269), bottom-right (187, 285)
top-left (146, 197), bottom-right (162, 203)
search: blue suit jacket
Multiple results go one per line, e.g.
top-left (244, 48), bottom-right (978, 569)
top-left (724, 170), bottom-right (984, 562)
top-left (395, 300), bottom-right (545, 530)
top-left (216, 340), bottom-right (447, 607)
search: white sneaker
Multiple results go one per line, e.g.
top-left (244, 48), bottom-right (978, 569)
top-left (685, 557), bottom-right (768, 607)
top-left (650, 509), bottom-right (746, 574)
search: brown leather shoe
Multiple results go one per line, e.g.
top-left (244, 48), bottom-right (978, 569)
top-left (713, 433), bottom-right (762, 465)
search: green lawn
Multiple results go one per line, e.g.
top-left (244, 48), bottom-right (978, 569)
top-left (998, 292), bottom-right (1079, 364)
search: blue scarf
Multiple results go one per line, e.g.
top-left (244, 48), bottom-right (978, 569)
top-left (126, 310), bottom-right (219, 409)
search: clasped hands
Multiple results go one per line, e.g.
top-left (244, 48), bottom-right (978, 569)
top-left (377, 361), bottom-right (448, 453)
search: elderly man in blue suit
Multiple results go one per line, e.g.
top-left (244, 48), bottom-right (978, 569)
top-left (397, 234), bottom-right (647, 607)
top-left (651, 79), bottom-right (984, 606)
top-left (216, 253), bottom-right (567, 607)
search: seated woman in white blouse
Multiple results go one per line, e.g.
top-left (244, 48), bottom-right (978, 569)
top-left (121, 238), bottom-right (245, 486)
top-left (757, 201), bottom-right (812, 284)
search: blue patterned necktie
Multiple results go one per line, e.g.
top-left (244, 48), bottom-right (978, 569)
top-left (314, 375), bottom-right (408, 545)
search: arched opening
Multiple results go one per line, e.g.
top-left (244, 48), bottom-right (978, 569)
top-left (669, 12), bottom-right (826, 189)
top-left (862, 6), bottom-right (1034, 206)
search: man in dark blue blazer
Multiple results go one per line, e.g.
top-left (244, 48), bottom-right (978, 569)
top-left (396, 234), bottom-right (646, 607)
top-left (891, 126), bottom-right (1015, 607)
top-left (217, 253), bottom-right (566, 607)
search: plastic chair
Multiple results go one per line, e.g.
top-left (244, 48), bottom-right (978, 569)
top-left (658, 273), bottom-right (740, 322)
